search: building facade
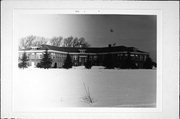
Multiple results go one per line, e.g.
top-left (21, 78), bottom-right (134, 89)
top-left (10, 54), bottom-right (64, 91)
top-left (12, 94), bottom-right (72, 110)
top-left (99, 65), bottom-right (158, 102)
top-left (18, 45), bottom-right (150, 68)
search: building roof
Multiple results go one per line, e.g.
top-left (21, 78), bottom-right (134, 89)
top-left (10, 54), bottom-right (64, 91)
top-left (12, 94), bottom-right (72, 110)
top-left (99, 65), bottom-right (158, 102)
top-left (19, 45), bottom-right (148, 54)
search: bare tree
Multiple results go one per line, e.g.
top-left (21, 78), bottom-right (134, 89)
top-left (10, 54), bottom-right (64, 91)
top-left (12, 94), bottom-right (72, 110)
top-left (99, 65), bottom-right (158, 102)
top-left (49, 36), bottom-right (63, 47)
top-left (77, 37), bottom-right (90, 47)
top-left (19, 35), bottom-right (47, 49)
top-left (62, 36), bottom-right (74, 47)
top-left (32, 36), bottom-right (47, 47)
top-left (61, 37), bottom-right (90, 47)
top-left (19, 35), bottom-right (36, 49)
top-left (19, 35), bottom-right (90, 49)
top-left (71, 37), bottom-right (79, 47)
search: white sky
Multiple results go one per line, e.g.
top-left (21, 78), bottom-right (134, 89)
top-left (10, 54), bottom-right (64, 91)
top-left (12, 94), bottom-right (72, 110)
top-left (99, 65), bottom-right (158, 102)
top-left (14, 14), bottom-right (156, 61)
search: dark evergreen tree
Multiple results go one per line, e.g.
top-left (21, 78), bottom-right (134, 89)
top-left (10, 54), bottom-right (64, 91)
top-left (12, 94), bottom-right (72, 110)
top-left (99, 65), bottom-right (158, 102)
top-left (143, 55), bottom-right (153, 69)
top-left (84, 55), bottom-right (92, 69)
top-left (38, 49), bottom-right (52, 69)
top-left (53, 63), bottom-right (57, 68)
top-left (18, 52), bottom-right (29, 69)
top-left (63, 53), bottom-right (73, 69)
top-left (103, 53), bottom-right (115, 69)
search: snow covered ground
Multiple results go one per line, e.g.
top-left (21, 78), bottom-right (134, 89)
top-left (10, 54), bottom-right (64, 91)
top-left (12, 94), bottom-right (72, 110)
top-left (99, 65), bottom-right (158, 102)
top-left (13, 66), bottom-right (156, 111)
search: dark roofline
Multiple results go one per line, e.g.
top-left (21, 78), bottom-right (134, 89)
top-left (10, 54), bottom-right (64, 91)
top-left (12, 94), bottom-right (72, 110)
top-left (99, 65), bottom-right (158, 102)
top-left (19, 45), bottom-right (148, 54)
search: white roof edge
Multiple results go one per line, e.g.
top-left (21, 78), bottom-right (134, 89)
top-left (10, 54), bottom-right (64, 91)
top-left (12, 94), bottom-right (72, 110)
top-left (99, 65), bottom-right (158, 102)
top-left (19, 49), bottom-right (148, 55)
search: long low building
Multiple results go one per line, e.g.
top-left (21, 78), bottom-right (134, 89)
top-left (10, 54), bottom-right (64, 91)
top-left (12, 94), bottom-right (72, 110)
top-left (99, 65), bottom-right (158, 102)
top-left (18, 44), bottom-right (150, 68)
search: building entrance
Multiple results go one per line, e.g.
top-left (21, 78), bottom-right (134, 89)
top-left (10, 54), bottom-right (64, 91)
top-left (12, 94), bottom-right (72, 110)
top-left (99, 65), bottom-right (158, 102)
top-left (79, 56), bottom-right (87, 66)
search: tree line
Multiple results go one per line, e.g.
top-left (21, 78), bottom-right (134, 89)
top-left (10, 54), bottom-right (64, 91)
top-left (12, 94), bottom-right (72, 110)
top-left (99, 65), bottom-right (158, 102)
top-left (19, 35), bottom-right (90, 49)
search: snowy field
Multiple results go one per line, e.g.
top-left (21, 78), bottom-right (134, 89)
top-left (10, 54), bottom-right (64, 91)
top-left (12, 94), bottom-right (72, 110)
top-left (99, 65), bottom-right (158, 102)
top-left (13, 66), bottom-right (156, 111)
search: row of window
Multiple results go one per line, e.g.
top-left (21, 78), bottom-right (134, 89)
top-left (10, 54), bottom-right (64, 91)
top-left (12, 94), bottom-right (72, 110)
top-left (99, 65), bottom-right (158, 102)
top-left (19, 52), bottom-right (147, 61)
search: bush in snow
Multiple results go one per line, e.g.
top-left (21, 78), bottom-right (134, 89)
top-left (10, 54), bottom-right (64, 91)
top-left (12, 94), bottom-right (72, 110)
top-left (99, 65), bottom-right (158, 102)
top-left (36, 62), bottom-right (42, 68)
top-left (143, 55), bottom-right (154, 69)
top-left (38, 49), bottom-right (52, 69)
top-left (18, 52), bottom-right (29, 69)
top-left (53, 63), bottom-right (57, 68)
top-left (63, 53), bottom-right (73, 69)
top-left (84, 55), bottom-right (92, 69)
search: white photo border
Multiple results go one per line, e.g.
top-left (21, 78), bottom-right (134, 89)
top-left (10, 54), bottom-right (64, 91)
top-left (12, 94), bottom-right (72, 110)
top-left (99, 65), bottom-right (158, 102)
top-left (1, 1), bottom-right (179, 119)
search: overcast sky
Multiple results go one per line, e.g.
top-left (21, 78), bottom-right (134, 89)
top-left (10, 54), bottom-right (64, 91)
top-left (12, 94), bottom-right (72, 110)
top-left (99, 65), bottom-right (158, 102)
top-left (15, 14), bottom-right (156, 61)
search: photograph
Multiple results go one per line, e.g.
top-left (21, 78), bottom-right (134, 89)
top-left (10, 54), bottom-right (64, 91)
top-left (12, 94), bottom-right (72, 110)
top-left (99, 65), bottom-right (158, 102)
top-left (1, 1), bottom-right (179, 119)
top-left (14, 14), bottom-right (157, 110)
